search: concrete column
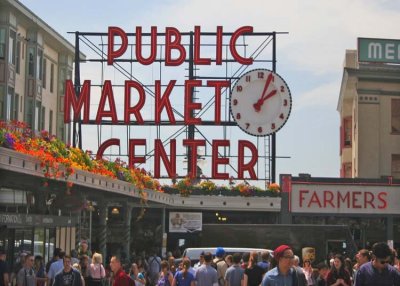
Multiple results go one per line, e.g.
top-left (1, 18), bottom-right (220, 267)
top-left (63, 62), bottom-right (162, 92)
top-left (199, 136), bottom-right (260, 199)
top-left (122, 203), bottom-right (132, 260)
top-left (98, 203), bottom-right (108, 258)
top-left (280, 192), bottom-right (292, 224)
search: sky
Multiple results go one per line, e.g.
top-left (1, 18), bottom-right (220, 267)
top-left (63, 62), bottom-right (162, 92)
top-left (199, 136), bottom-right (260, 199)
top-left (20, 0), bottom-right (400, 185)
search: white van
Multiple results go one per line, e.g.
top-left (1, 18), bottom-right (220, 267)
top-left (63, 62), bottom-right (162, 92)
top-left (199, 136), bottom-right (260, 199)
top-left (181, 247), bottom-right (272, 265)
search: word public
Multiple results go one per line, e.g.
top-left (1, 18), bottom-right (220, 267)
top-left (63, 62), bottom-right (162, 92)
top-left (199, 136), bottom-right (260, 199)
top-left (64, 26), bottom-right (259, 179)
top-left (107, 26), bottom-right (254, 66)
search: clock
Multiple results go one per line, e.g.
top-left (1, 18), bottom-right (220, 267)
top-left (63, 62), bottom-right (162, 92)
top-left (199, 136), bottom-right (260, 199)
top-left (230, 69), bottom-right (292, 136)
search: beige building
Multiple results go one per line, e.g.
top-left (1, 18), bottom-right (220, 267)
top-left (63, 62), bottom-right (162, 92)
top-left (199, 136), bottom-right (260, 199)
top-left (0, 0), bottom-right (76, 142)
top-left (338, 44), bottom-right (400, 179)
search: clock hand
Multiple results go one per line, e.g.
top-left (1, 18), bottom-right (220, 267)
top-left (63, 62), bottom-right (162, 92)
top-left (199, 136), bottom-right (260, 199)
top-left (253, 89), bottom-right (277, 112)
top-left (259, 73), bottom-right (274, 101)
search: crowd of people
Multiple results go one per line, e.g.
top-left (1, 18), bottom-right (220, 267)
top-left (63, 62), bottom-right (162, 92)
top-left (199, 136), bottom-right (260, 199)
top-left (1, 241), bottom-right (400, 286)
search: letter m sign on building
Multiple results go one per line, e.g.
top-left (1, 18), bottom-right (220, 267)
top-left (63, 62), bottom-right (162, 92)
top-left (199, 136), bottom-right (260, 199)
top-left (358, 37), bottom-right (400, 64)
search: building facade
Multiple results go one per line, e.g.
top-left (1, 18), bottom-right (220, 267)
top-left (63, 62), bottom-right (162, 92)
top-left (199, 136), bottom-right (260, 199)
top-left (338, 44), bottom-right (400, 178)
top-left (0, 0), bottom-right (75, 142)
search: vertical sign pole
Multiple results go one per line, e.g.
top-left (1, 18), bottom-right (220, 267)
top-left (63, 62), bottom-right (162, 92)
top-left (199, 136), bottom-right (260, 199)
top-left (73, 31), bottom-right (81, 148)
top-left (271, 32), bottom-right (277, 183)
top-left (187, 32), bottom-right (195, 176)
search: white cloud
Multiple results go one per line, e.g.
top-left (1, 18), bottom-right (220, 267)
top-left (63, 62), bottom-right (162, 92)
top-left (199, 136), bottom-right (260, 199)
top-left (295, 80), bottom-right (341, 111)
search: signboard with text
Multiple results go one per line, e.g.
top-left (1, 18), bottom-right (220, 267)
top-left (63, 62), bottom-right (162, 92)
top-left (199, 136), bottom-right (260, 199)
top-left (169, 212), bottom-right (202, 233)
top-left (290, 183), bottom-right (400, 214)
top-left (358, 37), bottom-right (400, 64)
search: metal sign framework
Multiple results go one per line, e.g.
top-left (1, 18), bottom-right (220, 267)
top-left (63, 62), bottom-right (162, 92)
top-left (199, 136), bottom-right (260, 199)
top-left (70, 29), bottom-right (288, 185)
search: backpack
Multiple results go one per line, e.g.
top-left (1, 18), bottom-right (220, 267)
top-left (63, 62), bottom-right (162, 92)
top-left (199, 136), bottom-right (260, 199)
top-left (211, 258), bottom-right (224, 270)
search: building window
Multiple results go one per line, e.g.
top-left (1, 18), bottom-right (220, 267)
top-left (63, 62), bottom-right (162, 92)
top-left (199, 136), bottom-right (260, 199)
top-left (6, 87), bottom-right (14, 121)
top-left (0, 28), bottom-right (5, 59)
top-left (343, 117), bottom-right (352, 147)
top-left (41, 106), bottom-right (45, 131)
top-left (13, 93), bottom-right (19, 121)
top-left (43, 59), bottom-right (47, 89)
top-left (0, 86), bottom-right (4, 119)
top-left (16, 41), bottom-right (21, 74)
top-left (28, 47), bottom-right (35, 77)
top-left (392, 99), bottom-right (400, 134)
top-left (37, 49), bottom-right (43, 80)
top-left (34, 102), bottom-right (40, 131)
top-left (50, 64), bottom-right (54, 93)
top-left (49, 109), bottom-right (53, 135)
top-left (25, 99), bottom-right (33, 128)
top-left (8, 30), bottom-right (16, 64)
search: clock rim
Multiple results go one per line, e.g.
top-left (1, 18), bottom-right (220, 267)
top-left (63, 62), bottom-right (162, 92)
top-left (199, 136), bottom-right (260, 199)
top-left (229, 68), bottom-right (292, 137)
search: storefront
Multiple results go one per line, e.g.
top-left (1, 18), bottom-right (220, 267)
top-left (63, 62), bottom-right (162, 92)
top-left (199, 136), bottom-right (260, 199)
top-left (0, 212), bottom-right (77, 269)
top-left (280, 174), bottom-right (400, 255)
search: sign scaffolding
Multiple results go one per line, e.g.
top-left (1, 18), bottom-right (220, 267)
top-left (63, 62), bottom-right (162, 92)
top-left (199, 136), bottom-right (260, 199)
top-left (67, 27), bottom-right (288, 186)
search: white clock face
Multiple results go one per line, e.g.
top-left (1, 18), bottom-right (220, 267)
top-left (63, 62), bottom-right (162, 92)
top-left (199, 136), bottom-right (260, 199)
top-left (230, 69), bottom-right (292, 136)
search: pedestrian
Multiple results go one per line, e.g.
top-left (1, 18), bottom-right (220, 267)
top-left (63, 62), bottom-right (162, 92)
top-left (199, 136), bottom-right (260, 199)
top-left (257, 251), bottom-right (270, 274)
top-left (48, 251), bottom-right (66, 286)
top-left (213, 247), bottom-right (228, 286)
top-left (148, 250), bottom-right (162, 286)
top-left (193, 252), bottom-right (205, 270)
top-left (195, 252), bottom-right (217, 286)
top-left (17, 254), bottom-right (35, 286)
top-left (33, 256), bottom-right (46, 286)
top-left (168, 257), bottom-right (176, 277)
top-left (224, 253), bottom-right (244, 286)
top-left (261, 244), bottom-right (306, 286)
top-left (302, 260), bottom-right (315, 286)
top-left (53, 255), bottom-right (82, 286)
top-left (78, 241), bottom-right (92, 263)
top-left (129, 263), bottom-right (146, 286)
top-left (225, 255), bottom-right (233, 268)
top-left (326, 254), bottom-right (351, 286)
top-left (172, 258), bottom-right (195, 286)
top-left (109, 256), bottom-right (133, 286)
top-left (89, 253), bottom-right (106, 286)
top-left (80, 255), bottom-right (91, 286)
top-left (46, 248), bottom-right (62, 274)
top-left (354, 242), bottom-right (400, 286)
top-left (353, 249), bottom-right (370, 280)
top-left (157, 261), bottom-right (173, 286)
top-left (0, 250), bottom-right (9, 286)
top-left (315, 263), bottom-right (329, 286)
top-left (244, 251), bottom-right (263, 286)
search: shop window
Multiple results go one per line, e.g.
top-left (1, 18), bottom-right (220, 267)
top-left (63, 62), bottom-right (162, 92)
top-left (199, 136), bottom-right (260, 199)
top-left (392, 99), bottom-right (400, 133)
top-left (343, 117), bottom-right (352, 147)
top-left (43, 59), bottom-right (47, 89)
top-left (0, 28), bottom-right (5, 59)
top-left (16, 41), bottom-right (21, 74)
top-left (392, 154), bottom-right (400, 178)
top-left (8, 30), bottom-right (16, 64)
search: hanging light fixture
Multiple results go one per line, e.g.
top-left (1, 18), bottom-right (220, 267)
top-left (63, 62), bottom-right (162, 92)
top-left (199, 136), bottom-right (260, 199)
top-left (111, 207), bottom-right (120, 215)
